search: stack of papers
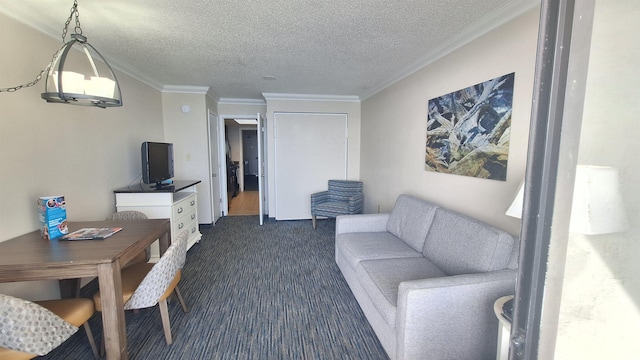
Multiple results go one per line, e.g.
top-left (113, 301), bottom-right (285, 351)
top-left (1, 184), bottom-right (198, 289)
top-left (62, 227), bottom-right (123, 240)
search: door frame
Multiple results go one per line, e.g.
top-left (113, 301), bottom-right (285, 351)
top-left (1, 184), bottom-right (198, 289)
top-left (207, 109), bottom-right (222, 224)
top-left (240, 128), bottom-right (259, 189)
top-left (510, 1), bottom-right (596, 359)
top-left (218, 114), bottom-right (265, 221)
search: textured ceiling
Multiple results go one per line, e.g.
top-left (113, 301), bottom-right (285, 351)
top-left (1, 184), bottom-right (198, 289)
top-left (1, 0), bottom-right (538, 100)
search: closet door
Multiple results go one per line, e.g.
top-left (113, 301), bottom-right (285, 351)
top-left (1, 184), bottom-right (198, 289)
top-left (274, 112), bottom-right (347, 220)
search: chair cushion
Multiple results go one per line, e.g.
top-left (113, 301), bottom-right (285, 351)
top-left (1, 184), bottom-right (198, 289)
top-left (0, 294), bottom-right (78, 356)
top-left (386, 194), bottom-right (439, 252)
top-left (93, 262), bottom-right (181, 309)
top-left (93, 262), bottom-right (153, 311)
top-left (423, 208), bottom-right (515, 275)
top-left (35, 298), bottom-right (95, 328)
top-left (0, 347), bottom-right (35, 360)
top-left (313, 201), bottom-right (350, 218)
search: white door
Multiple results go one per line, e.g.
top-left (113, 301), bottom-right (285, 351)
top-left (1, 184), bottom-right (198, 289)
top-left (258, 113), bottom-right (266, 225)
top-left (207, 110), bottom-right (222, 223)
top-left (274, 112), bottom-right (347, 220)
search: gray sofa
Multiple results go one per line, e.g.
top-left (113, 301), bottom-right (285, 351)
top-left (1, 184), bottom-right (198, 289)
top-left (335, 194), bottom-right (518, 360)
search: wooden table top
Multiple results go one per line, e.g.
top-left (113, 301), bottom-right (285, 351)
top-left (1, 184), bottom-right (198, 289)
top-left (0, 219), bottom-right (170, 282)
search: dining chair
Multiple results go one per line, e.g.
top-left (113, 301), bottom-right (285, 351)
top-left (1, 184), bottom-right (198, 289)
top-left (0, 294), bottom-right (99, 360)
top-left (93, 229), bottom-right (189, 346)
top-left (106, 210), bottom-right (151, 265)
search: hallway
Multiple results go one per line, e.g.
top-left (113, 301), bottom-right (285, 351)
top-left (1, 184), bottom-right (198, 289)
top-left (228, 191), bottom-right (259, 216)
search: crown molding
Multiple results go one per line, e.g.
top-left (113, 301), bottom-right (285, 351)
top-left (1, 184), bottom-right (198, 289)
top-left (161, 85), bottom-right (210, 94)
top-left (218, 98), bottom-right (266, 105)
top-left (262, 93), bottom-right (360, 103)
top-left (360, 0), bottom-right (540, 100)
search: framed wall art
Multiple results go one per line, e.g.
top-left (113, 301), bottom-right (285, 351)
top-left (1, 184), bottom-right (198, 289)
top-left (426, 72), bottom-right (515, 181)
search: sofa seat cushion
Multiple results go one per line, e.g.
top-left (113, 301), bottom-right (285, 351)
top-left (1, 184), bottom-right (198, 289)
top-left (423, 208), bottom-right (515, 275)
top-left (356, 257), bottom-right (446, 327)
top-left (337, 232), bottom-right (423, 270)
top-left (386, 195), bottom-right (439, 252)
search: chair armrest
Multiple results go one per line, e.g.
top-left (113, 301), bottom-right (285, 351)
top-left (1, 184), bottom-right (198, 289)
top-left (395, 270), bottom-right (516, 360)
top-left (336, 213), bottom-right (390, 234)
top-left (347, 193), bottom-right (364, 213)
top-left (310, 191), bottom-right (330, 206)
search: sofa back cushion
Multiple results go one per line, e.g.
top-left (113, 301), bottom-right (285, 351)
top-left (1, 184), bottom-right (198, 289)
top-left (423, 208), bottom-right (515, 275)
top-left (386, 195), bottom-right (438, 252)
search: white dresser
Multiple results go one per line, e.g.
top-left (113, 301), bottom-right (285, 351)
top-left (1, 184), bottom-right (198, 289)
top-left (114, 180), bottom-right (202, 261)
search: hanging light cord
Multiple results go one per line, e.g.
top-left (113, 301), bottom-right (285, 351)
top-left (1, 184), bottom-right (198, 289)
top-left (0, 0), bottom-right (82, 93)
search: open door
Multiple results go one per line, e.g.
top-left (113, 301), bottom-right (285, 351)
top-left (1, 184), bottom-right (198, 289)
top-left (207, 110), bottom-right (222, 224)
top-left (257, 113), bottom-right (266, 225)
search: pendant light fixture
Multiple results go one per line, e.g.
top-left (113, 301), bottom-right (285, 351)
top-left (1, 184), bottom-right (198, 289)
top-left (0, 0), bottom-right (122, 108)
top-left (41, 0), bottom-right (122, 107)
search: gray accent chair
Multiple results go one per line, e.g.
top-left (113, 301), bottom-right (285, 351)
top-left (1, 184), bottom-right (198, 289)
top-left (335, 194), bottom-right (519, 360)
top-left (310, 180), bottom-right (363, 229)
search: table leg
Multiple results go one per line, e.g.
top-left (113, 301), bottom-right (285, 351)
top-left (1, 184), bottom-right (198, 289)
top-left (158, 231), bottom-right (170, 255)
top-left (59, 278), bottom-right (81, 298)
top-left (98, 260), bottom-right (128, 360)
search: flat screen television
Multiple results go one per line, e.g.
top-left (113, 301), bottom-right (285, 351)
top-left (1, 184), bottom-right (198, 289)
top-left (141, 141), bottom-right (174, 188)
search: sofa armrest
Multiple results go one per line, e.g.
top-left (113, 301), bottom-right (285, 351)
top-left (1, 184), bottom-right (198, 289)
top-left (395, 269), bottom-right (516, 360)
top-left (335, 213), bottom-right (390, 234)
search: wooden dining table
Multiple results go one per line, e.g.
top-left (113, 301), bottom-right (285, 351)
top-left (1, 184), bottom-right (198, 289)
top-left (0, 219), bottom-right (171, 360)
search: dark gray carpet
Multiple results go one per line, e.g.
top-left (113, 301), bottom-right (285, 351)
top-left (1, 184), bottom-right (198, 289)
top-left (40, 216), bottom-right (388, 359)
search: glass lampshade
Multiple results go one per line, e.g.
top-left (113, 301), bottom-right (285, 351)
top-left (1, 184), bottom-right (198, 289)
top-left (42, 34), bottom-right (122, 108)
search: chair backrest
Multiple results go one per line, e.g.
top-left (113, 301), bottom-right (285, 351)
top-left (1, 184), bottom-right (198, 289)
top-left (124, 230), bottom-right (189, 310)
top-left (327, 180), bottom-right (363, 201)
top-left (0, 294), bottom-right (78, 356)
top-left (106, 210), bottom-right (148, 221)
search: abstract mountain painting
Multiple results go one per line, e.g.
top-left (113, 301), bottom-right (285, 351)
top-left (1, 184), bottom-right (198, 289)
top-left (426, 72), bottom-right (515, 181)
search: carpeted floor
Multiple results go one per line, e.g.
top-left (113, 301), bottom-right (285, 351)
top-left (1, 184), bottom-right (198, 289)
top-left (40, 216), bottom-right (388, 359)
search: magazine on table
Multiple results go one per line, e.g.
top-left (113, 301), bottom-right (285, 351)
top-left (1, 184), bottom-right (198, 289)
top-left (62, 227), bottom-right (123, 240)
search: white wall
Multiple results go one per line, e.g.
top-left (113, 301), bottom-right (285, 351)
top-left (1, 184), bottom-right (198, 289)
top-left (360, 8), bottom-right (540, 234)
top-left (0, 13), bottom-right (164, 299)
top-left (553, 1), bottom-right (640, 358)
top-left (161, 90), bottom-right (216, 224)
top-left (264, 95), bottom-right (361, 217)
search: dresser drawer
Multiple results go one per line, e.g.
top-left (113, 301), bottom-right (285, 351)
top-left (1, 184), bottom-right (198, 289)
top-left (172, 208), bottom-right (196, 233)
top-left (172, 194), bottom-right (197, 220)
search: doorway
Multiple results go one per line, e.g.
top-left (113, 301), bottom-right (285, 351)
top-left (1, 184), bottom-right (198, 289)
top-left (223, 118), bottom-right (261, 217)
top-left (242, 129), bottom-right (259, 191)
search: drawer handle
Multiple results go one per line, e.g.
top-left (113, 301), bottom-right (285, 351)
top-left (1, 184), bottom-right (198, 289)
top-left (178, 222), bottom-right (184, 229)
top-left (191, 227), bottom-right (196, 233)
top-left (177, 207), bottom-right (183, 214)
top-left (190, 200), bottom-right (195, 206)
top-left (191, 214), bottom-right (196, 220)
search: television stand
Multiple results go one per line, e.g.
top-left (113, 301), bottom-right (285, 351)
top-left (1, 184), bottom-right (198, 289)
top-left (113, 180), bottom-right (202, 261)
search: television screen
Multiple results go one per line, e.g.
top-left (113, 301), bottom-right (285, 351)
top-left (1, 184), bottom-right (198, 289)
top-left (141, 141), bottom-right (174, 186)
